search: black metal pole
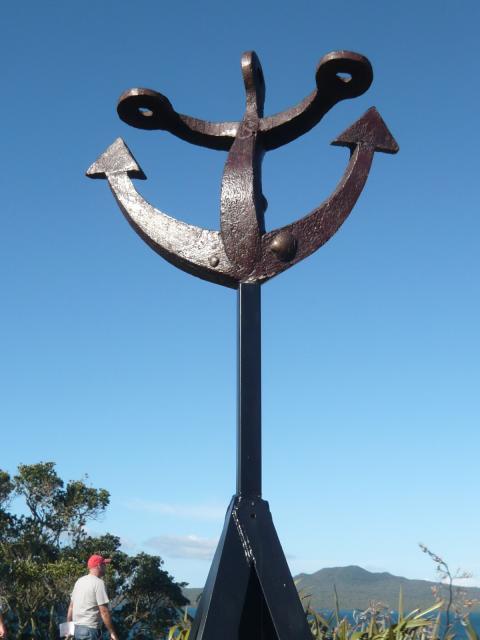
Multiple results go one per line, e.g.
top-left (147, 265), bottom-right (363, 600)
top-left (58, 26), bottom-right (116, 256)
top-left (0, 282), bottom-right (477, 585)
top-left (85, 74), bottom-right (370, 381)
top-left (237, 282), bottom-right (262, 498)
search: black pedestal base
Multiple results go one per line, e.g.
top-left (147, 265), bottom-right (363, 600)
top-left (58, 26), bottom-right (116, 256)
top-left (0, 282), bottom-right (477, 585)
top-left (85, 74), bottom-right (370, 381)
top-left (189, 496), bottom-right (312, 640)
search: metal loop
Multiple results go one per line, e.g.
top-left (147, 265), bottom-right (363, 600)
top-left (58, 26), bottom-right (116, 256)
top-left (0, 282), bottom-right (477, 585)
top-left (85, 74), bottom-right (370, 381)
top-left (315, 51), bottom-right (373, 100)
top-left (117, 88), bottom-right (175, 130)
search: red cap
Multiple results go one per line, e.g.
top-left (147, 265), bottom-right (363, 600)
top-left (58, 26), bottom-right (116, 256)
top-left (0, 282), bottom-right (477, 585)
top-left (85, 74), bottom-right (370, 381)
top-left (87, 554), bottom-right (112, 569)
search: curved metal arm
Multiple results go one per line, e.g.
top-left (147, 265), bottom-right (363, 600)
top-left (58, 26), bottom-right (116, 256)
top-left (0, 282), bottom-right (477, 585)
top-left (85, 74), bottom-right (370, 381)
top-left (116, 51), bottom-right (372, 151)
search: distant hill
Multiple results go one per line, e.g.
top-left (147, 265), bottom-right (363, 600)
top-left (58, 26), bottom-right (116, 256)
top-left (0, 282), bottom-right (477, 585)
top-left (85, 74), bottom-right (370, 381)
top-left (183, 587), bottom-right (203, 606)
top-left (183, 565), bottom-right (480, 612)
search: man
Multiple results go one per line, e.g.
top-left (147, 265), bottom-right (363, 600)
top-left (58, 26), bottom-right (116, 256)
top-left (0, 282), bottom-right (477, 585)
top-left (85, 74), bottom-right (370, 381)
top-left (0, 606), bottom-right (6, 638)
top-left (67, 555), bottom-right (119, 640)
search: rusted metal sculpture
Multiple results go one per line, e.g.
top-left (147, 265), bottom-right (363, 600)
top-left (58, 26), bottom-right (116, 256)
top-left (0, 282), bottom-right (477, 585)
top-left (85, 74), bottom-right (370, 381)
top-left (87, 50), bottom-right (398, 640)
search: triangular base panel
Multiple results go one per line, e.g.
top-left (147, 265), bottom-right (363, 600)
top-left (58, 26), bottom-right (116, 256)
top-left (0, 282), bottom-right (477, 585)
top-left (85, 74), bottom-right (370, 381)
top-left (189, 496), bottom-right (311, 640)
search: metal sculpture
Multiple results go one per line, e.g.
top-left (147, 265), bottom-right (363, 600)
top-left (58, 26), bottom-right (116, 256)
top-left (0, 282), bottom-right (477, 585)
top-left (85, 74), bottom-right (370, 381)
top-left (87, 50), bottom-right (398, 640)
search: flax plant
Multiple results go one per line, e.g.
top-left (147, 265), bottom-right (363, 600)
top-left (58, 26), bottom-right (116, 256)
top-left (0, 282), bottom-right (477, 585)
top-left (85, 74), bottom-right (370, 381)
top-left (167, 607), bottom-right (192, 639)
top-left (419, 544), bottom-right (479, 640)
top-left (304, 591), bottom-right (443, 640)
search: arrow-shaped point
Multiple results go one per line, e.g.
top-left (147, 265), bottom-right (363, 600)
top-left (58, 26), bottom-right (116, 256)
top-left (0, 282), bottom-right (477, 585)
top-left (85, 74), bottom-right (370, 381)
top-left (331, 107), bottom-right (399, 154)
top-left (86, 137), bottom-right (147, 180)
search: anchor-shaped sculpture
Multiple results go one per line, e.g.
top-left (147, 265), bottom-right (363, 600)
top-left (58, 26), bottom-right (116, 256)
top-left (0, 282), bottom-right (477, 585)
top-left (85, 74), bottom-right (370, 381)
top-left (87, 51), bottom-right (398, 288)
top-left (87, 51), bottom-right (398, 640)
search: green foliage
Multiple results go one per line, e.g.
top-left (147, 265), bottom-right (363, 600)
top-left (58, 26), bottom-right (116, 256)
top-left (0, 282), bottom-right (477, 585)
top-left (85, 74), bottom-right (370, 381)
top-left (0, 462), bottom-right (188, 640)
top-left (464, 619), bottom-right (479, 640)
top-left (12, 462), bottom-right (109, 547)
top-left (304, 597), bottom-right (444, 640)
top-left (0, 471), bottom-right (14, 506)
top-left (167, 608), bottom-right (192, 639)
top-left (112, 552), bottom-right (188, 638)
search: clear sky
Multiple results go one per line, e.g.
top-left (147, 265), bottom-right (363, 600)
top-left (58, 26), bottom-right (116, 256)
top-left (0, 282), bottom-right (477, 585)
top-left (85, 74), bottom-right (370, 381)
top-left (1, 1), bottom-right (479, 590)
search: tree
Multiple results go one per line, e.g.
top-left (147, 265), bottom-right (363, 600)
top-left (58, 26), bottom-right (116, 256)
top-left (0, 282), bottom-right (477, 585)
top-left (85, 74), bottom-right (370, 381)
top-left (116, 553), bottom-right (187, 638)
top-left (0, 463), bottom-right (187, 640)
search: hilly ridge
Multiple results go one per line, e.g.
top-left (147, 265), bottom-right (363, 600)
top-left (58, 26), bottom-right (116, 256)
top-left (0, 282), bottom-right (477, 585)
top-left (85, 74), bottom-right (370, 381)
top-left (184, 565), bottom-right (480, 612)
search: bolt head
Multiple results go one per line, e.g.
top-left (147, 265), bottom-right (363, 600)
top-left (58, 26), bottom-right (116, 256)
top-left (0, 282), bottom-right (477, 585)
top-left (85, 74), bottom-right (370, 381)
top-left (270, 231), bottom-right (297, 262)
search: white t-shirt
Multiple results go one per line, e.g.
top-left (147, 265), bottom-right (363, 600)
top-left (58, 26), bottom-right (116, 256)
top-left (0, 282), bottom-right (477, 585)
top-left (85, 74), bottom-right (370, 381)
top-left (71, 574), bottom-right (109, 629)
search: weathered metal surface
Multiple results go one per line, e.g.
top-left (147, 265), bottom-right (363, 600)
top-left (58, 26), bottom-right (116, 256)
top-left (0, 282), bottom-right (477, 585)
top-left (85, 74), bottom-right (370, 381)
top-left (87, 138), bottom-right (237, 287)
top-left (250, 107), bottom-right (398, 282)
top-left (87, 50), bottom-right (398, 288)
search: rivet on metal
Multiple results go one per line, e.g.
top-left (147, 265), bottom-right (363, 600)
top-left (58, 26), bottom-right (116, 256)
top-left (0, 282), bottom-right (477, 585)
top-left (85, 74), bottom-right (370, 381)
top-left (270, 231), bottom-right (297, 262)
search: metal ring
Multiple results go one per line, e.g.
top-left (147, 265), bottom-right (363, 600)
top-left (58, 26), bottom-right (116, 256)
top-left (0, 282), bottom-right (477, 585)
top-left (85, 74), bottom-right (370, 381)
top-left (315, 51), bottom-right (373, 100)
top-left (117, 88), bottom-right (175, 130)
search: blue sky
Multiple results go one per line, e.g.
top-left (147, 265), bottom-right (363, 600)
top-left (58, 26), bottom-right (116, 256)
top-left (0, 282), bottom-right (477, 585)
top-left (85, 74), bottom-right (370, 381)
top-left (1, 1), bottom-right (479, 590)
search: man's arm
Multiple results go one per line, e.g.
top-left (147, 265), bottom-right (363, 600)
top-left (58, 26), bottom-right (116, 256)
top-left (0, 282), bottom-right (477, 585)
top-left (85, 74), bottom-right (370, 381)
top-left (67, 602), bottom-right (73, 623)
top-left (0, 612), bottom-right (6, 638)
top-left (98, 605), bottom-right (118, 640)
